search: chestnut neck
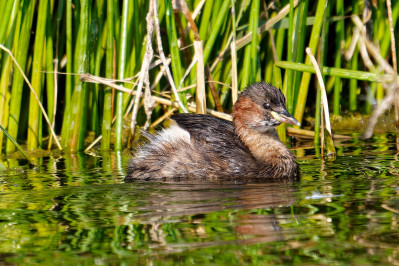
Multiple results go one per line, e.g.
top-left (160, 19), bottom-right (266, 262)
top-left (232, 97), bottom-right (294, 165)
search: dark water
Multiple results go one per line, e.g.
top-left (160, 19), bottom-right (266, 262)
top-left (0, 134), bottom-right (398, 265)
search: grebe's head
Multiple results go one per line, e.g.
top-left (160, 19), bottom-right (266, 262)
top-left (232, 82), bottom-right (300, 132)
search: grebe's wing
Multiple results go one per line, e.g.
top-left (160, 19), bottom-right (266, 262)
top-left (171, 114), bottom-right (234, 137)
top-left (170, 114), bottom-right (248, 150)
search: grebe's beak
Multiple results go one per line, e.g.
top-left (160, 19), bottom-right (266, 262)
top-left (271, 110), bottom-right (301, 126)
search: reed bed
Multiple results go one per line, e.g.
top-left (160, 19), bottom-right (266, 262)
top-left (0, 0), bottom-right (398, 156)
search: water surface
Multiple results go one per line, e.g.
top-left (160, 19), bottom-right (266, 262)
top-left (0, 134), bottom-right (398, 265)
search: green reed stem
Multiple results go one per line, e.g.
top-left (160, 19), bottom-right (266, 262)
top-left (241, 0), bottom-right (259, 89)
top-left (292, 0), bottom-right (309, 109)
top-left (46, 4), bottom-right (55, 130)
top-left (0, 56), bottom-right (12, 154)
top-left (0, 0), bottom-right (20, 155)
top-left (203, 0), bottom-right (230, 65)
top-left (198, 0), bottom-right (214, 41)
top-left (165, 0), bottom-right (183, 84)
top-left (349, 0), bottom-right (359, 112)
top-left (349, 51), bottom-right (359, 111)
top-left (283, 0), bottom-right (295, 112)
top-left (263, 21), bottom-right (275, 83)
top-left (250, 0), bottom-right (260, 84)
top-left (165, 0), bottom-right (187, 110)
top-left (27, 0), bottom-right (48, 150)
top-left (114, 0), bottom-right (129, 151)
top-left (0, 1), bottom-right (15, 45)
top-left (61, 0), bottom-right (74, 148)
top-left (91, 0), bottom-right (106, 136)
top-left (275, 26), bottom-right (286, 60)
top-left (292, 0), bottom-right (327, 125)
top-left (129, 0), bottom-right (142, 76)
top-left (48, 0), bottom-right (63, 150)
top-left (101, 0), bottom-right (115, 151)
top-left (6, 0), bottom-right (36, 154)
top-left (121, 0), bottom-right (137, 114)
top-left (68, 0), bottom-right (89, 152)
top-left (333, 0), bottom-right (344, 115)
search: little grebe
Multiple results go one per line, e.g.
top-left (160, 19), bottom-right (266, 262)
top-left (125, 82), bottom-right (301, 182)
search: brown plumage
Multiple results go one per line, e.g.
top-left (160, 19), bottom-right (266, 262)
top-left (125, 82), bottom-right (300, 182)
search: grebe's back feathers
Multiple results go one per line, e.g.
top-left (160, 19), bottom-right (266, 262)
top-left (171, 114), bottom-right (248, 151)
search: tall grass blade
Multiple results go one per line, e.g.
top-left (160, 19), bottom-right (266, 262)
top-left (293, 0), bottom-right (326, 126)
top-left (349, 0), bottom-right (360, 112)
top-left (89, 0), bottom-right (105, 136)
top-left (292, 0), bottom-right (309, 109)
top-left (165, 0), bottom-right (186, 107)
top-left (333, 0), bottom-right (344, 115)
top-left (45, 2), bottom-right (57, 150)
top-left (67, 0), bottom-right (90, 152)
top-left (0, 1), bottom-right (15, 45)
top-left (27, 0), bottom-right (48, 150)
top-left (101, 0), bottom-right (115, 151)
top-left (6, 0), bottom-right (36, 154)
top-left (198, 0), bottom-right (213, 41)
top-left (61, 0), bottom-right (74, 148)
top-left (114, 0), bottom-right (129, 151)
top-left (0, 0), bottom-right (19, 154)
top-left (283, 0), bottom-right (295, 112)
top-left (203, 0), bottom-right (230, 65)
top-left (241, 0), bottom-right (260, 89)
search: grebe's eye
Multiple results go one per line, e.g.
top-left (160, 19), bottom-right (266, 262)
top-left (263, 103), bottom-right (271, 110)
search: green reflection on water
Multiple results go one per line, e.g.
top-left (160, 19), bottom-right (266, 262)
top-left (0, 136), bottom-right (398, 265)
